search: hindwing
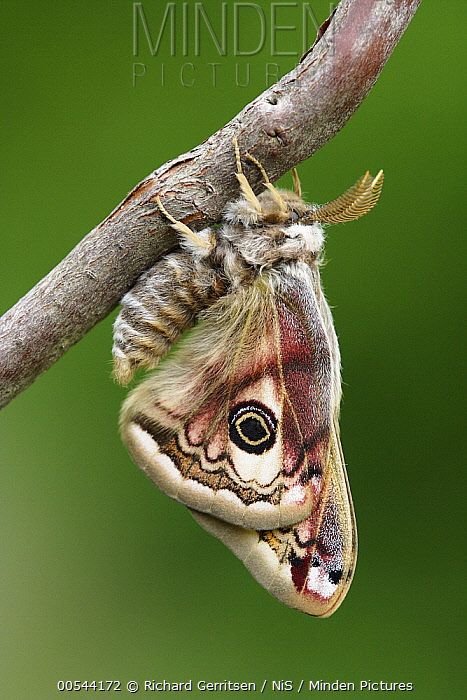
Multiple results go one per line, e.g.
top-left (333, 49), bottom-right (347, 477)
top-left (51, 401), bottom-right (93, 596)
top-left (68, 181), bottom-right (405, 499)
top-left (191, 417), bottom-right (357, 617)
top-left (121, 263), bottom-right (334, 530)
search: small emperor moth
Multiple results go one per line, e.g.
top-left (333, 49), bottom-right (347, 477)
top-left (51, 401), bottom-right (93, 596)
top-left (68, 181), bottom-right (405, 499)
top-left (113, 139), bottom-right (383, 617)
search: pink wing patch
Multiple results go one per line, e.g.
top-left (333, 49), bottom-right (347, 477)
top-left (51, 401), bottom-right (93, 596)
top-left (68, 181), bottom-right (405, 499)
top-left (275, 287), bottom-right (332, 503)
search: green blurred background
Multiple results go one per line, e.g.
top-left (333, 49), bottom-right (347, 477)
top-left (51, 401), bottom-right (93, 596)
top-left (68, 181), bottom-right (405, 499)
top-left (1, 1), bottom-right (465, 698)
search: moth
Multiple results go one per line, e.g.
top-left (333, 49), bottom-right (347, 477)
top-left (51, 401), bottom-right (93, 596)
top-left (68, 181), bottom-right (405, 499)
top-left (113, 139), bottom-right (383, 616)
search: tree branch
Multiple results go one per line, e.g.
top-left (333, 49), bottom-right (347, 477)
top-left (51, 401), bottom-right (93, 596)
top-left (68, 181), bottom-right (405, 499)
top-left (0, 0), bottom-right (420, 409)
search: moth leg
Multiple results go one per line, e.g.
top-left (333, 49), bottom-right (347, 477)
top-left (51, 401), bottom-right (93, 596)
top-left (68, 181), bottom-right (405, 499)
top-left (245, 151), bottom-right (288, 216)
top-left (232, 137), bottom-right (262, 213)
top-left (155, 196), bottom-right (214, 254)
top-left (291, 167), bottom-right (302, 198)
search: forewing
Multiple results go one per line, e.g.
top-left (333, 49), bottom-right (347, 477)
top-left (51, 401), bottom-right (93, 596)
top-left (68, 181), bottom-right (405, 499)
top-left (121, 265), bottom-right (333, 531)
top-left (191, 418), bottom-right (357, 617)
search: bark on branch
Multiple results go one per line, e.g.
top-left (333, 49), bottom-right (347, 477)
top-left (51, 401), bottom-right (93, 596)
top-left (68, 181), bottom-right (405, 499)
top-left (0, 0), bottom-right (420, 409)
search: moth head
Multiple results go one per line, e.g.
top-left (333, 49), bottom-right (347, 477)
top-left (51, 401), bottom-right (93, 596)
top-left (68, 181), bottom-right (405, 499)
top-left (223, 168), bottom-right (384, 268)
top-left (224, 188), bottom-right (324, 266)
top-left (225, 188), bottom-right (308, 227)
top-left (259, 168), bottom-right (385, 263)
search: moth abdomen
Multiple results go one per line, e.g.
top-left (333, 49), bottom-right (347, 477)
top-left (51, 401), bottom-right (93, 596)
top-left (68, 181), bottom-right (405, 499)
top-left (112, 251), bottom-right (227, 385)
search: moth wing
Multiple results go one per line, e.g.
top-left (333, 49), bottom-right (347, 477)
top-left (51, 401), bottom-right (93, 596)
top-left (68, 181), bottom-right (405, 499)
top-left (121, 266), bottom-right (333, 531)
top-left (191, 418), bottom-right (357, 617)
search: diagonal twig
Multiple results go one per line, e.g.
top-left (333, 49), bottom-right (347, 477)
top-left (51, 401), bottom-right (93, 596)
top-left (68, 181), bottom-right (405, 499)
top-left (0, 0), bottom-right (421, 409)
